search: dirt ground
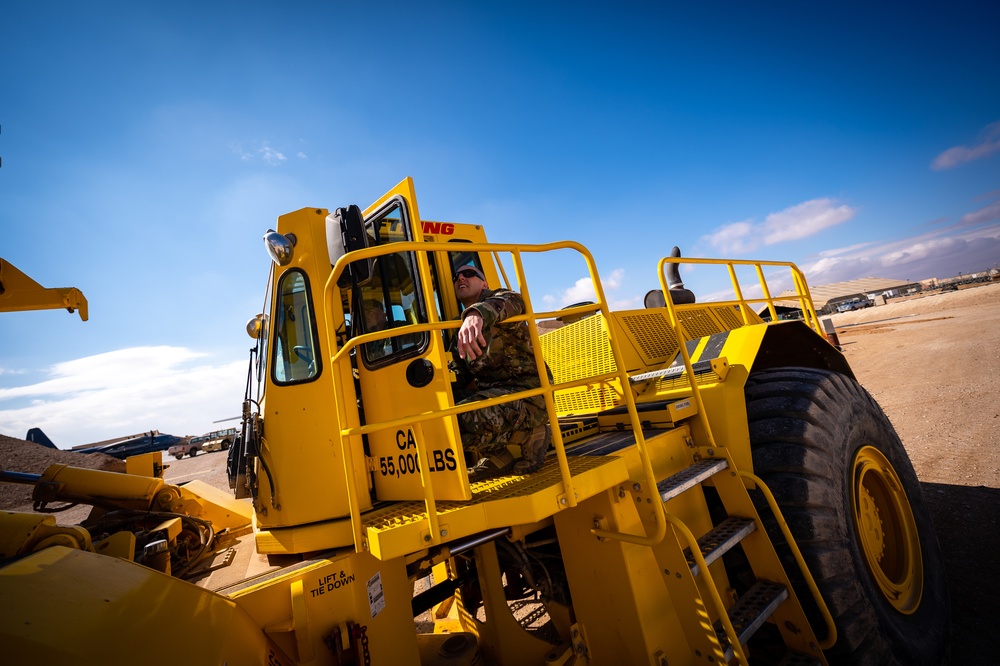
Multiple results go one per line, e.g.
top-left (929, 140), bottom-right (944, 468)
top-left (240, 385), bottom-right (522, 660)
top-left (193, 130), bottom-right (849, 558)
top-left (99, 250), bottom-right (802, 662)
top-left (2, 281), bottom-right (998, 663)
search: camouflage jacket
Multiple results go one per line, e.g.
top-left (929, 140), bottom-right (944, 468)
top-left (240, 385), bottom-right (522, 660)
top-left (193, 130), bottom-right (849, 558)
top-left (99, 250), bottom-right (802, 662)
top-left (452, 288), bottom-right (546, 391)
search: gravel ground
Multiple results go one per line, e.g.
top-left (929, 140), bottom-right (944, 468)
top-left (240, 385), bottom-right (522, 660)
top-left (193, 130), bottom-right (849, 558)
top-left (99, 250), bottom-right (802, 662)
top-left (0, 434), bottom-right (124, 510)
top-left (2, 281), bottom-right (997, 662)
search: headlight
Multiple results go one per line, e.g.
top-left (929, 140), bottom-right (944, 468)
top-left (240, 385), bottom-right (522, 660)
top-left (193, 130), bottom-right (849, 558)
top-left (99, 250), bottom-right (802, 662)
top-left (264, 230), bottom-right (295, 266)
top-left (246, 313), bottom-right (268, 339)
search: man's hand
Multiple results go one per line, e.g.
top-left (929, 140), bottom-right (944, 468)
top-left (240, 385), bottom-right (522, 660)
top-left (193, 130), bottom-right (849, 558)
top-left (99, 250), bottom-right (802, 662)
top-left (457, 311), bottom-right (487, 360)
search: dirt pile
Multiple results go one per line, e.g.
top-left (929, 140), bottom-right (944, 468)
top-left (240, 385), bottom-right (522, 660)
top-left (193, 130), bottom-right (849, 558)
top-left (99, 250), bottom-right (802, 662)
top-left (0, 434), bottom-right (126, 511)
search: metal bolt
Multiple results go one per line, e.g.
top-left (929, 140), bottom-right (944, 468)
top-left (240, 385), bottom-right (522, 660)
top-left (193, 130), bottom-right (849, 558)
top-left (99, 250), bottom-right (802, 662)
top-left (707, 449), bottom-right (714, 456)
top-left (632, 483), bottom-right (641, 491)
top-left (560, 497), bottom-right (567, 505)
top-left (423, 534), bottom-right (432, 542)
top-left (440, 530), bottom-right (448, 537)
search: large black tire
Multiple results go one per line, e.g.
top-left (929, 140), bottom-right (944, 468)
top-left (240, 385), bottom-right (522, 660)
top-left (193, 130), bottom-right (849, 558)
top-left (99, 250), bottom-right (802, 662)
top-left (745, 367), bottom-right (949, 665)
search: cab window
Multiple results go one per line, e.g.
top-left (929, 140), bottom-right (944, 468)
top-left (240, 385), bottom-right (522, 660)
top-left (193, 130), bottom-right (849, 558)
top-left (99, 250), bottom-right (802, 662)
top-left (272, 269), bottom-right (320, 384)
top-left (358, 199), bottom-right (428, 367)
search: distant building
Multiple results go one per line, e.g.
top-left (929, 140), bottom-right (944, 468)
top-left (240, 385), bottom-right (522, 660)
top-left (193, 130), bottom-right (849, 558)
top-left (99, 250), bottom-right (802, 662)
top-left (757, 277), bottom-right (923, 320)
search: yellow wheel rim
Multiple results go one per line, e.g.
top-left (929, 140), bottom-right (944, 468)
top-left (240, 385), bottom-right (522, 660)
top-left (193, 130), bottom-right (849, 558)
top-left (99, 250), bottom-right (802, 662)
top-left (851, 446), bottom-right (923, 614)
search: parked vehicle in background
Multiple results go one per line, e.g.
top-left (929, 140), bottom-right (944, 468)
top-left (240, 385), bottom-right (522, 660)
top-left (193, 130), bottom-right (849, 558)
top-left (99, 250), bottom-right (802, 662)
top-left (168, 436), bottom-right (203, 459)
top-left (836, 298), bottom-right (870, 312)
top-left (200, 428), bottom-right (237, 453)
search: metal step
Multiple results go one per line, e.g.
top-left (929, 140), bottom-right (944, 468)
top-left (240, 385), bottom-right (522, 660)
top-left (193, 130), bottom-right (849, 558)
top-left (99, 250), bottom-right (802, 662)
top-left (657, 458), bottom-right (728, 503)
top-left (687, 516), bottom-right (756, 577)
top-left (718, 580), bottom-right (789, 662)
top-left (629, 358), bottom-right (715, 384)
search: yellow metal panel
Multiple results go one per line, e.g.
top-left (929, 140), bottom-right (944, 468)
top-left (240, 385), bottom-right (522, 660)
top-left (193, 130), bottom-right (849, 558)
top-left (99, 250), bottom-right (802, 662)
top-left (177, 479), bottom-right (254, 531)
top-left (258, 205), bottom-right (373, 536)
top-left (0, 511), bottom-right (91, 558)
top-left (554, 489), bottom-right (690, 664)
top-left (616, 309), bottom-right (680, 365)
top-left (362, 455), bottom-right (629, 561)
top-left (93, 529), bottom-right (136, 561)
top-left (255, 515), bottom-right (356, 555)
top-left (230, 549), bottom-right (421, 665)
top-left (125, 450), bottom-right (163, 477)
top-left (362, 364), bottom-right (469, 503)
top-left (0, 547), bottom-right (281, 666)
top-left (0, 257), bottom-right (88, 320)
top-left (540, 314), bottom-right (622, 414)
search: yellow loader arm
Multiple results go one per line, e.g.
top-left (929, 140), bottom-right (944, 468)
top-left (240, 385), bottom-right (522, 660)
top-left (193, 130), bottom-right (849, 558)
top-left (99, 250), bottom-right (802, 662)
top-left (0, 257), bottom-right (88, 320)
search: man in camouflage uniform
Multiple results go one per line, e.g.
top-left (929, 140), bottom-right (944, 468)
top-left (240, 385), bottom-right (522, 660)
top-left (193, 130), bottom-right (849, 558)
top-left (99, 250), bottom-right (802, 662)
top-left (452, 265), bottom-right (551, 479)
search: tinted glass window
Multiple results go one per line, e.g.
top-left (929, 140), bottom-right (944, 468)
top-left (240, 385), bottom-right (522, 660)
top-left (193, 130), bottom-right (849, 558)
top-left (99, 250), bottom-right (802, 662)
top-left (272, 270), bottom-right (320, 383)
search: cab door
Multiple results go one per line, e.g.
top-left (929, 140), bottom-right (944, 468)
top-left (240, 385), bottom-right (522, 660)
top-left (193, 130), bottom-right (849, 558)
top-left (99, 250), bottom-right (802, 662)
top-left (354, 178), bottom-right (471, 501)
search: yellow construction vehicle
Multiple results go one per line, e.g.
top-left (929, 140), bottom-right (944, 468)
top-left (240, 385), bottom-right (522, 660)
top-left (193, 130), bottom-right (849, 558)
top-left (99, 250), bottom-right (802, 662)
top-left (0, 178), bottom-right (948, 665)
top-left (0, 257), bottom-right (88, 319)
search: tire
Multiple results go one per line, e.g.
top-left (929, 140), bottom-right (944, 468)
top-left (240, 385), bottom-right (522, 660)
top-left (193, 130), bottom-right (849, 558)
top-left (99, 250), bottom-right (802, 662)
top-left (745, 367), bottom-right (949, 665)
top-left (173, 453), bottom-right (183, 460)
top-left (221, 439), bottom-right (231, 450)
top-left (188, 448), bottom-right (198, 457)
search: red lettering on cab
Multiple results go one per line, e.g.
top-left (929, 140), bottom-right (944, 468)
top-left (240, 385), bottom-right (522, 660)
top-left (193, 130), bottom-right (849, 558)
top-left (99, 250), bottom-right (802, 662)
top-left (422, 221), bottom-right (455, 235)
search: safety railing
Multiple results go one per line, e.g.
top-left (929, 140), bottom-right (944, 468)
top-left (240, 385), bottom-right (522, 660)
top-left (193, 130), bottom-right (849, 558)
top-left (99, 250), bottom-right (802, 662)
top-left (653, 257), bottom-right (836, 658)
top-left (656, 256), bottom-right (820, 452)
top-left (323, 240), bottom-right (669, 553)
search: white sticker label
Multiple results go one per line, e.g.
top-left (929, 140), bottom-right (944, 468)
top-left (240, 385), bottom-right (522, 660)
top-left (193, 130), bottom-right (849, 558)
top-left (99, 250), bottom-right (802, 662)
top-left (367, 572), bottom-right (385, 619)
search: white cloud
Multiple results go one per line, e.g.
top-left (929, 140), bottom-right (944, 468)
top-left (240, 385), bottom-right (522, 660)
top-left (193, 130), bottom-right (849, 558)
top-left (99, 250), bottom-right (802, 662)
top-left (958, 196), bottom-right (1000, 227)
top-left (799, 221), bottom-right (1000, 284)
top-left (763, 198), bottom-right (855, 244)
top-left (228, 141), bottom-right (289, 166)
top-left (258, 145), bottom-right (287, 165)
top-left (546, 268), bottom-right (635, 309)
top-left (0, 346), bottom-right (245, 449)
top-left (702, 220), bottom-right (756, 254)
top-left (702, 198), bottom-right (856, 254)
top-left (931, 121), bottom-right (1000, 170)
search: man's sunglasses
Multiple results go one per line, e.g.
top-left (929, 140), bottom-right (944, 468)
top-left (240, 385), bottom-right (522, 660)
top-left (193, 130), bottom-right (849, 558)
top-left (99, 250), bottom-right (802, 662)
top-left (453, 268), bottom-right (482, 281)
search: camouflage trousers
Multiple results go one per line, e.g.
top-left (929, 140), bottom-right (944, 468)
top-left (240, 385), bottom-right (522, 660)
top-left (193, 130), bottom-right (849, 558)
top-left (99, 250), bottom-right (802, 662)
top-left (456, 387), bottom-right (548, 461)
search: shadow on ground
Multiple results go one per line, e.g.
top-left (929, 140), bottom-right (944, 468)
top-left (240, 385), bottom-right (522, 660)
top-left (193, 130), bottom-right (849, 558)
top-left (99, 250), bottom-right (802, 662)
top-left (921, 482), bottom-right (1000, 664)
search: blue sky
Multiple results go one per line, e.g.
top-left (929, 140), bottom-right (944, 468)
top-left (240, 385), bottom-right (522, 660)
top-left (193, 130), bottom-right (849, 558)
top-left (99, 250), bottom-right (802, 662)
top-left (2, 1), bottom-right (998, 447)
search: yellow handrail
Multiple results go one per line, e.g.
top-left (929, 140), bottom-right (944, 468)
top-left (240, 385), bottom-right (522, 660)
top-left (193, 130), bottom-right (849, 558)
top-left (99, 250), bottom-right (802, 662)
top-left (739, 470), bottom-right (838, 650)
top-left (659, 256), bottom-right (822, 335)
top-left (322, 240), bottom-right (666, 551)
top-left (665, 512), bottom-right (750, 666)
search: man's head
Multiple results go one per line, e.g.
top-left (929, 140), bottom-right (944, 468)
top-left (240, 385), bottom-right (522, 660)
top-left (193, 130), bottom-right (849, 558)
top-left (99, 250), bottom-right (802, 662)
top-left (454, 265), bottom-right (487, 307)
top-left (362, 299), bottom-right (388, 330)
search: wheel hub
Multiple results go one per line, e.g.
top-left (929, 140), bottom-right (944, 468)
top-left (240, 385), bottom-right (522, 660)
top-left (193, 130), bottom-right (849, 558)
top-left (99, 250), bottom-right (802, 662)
top-left (851, 446), bottom-right (923, 614)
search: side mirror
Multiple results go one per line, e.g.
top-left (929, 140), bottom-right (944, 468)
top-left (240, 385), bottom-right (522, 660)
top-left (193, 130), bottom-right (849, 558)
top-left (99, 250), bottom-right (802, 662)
top-left (327, 204), bottom-right (372, 287)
